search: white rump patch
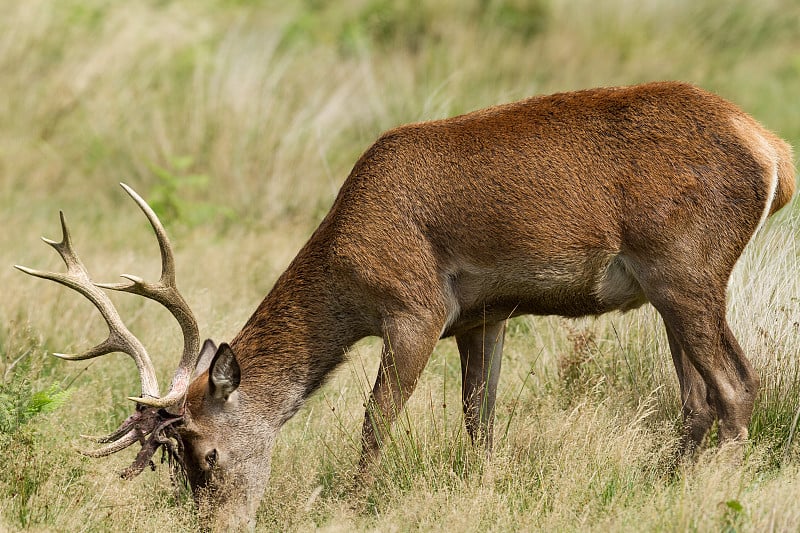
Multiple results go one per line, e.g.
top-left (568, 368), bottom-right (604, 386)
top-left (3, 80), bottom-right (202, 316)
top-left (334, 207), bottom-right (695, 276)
top-left (756, 161), bottom-right (779, 236)
top-left (730, 116), bottom-right (780, 237)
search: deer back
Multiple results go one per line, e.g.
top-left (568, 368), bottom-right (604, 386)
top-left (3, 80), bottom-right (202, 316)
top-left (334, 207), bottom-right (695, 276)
top-left (297, 81), bottom-right (795, 336)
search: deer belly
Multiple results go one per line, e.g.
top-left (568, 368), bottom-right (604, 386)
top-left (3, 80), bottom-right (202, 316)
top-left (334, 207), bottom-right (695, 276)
top-left (593, 254), bottom-right (648, 312)
top-left (442, 253), bottom-right (648, 336)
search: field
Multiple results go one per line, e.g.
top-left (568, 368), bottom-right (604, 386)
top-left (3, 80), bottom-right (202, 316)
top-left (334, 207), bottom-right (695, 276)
top-left (3, 0), bottom-right (800, 531)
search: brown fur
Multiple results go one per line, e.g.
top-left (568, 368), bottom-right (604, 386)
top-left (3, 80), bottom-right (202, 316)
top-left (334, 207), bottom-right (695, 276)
top-left (179, 82), bottom-right (795, 530)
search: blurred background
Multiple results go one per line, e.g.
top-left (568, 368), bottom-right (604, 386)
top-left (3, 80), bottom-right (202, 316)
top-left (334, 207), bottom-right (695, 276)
top-left (3, 0), bottom-right (799, 229)
top-left (3, 1), bottom-right (800, 530)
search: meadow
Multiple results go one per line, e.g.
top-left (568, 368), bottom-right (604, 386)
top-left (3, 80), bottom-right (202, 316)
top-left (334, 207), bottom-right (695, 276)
top-left (2, 0), bottom-right (800, 530)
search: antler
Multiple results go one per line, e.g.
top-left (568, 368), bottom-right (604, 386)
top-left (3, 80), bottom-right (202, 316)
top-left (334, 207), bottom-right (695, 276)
top-left (14, 210), bottom-right (162, 400)
top-left (96, 183), bottom-right (200, 407)
top-left (14, 183), bottom-right (200, 473)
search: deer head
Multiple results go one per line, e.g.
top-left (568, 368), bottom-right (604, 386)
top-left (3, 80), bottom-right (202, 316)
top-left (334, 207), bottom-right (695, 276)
top-left (177, 340), bottom-right (274, 530)
top-left (14, 184), bottom-right (262, 527)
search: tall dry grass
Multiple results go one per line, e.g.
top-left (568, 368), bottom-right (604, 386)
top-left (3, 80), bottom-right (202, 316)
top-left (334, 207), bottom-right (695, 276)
top-left (2, 0), bottom-right (800, 531)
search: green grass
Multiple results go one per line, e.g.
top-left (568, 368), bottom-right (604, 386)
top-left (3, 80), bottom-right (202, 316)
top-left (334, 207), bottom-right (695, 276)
top-left (2, 0), bottom-right (800, 531)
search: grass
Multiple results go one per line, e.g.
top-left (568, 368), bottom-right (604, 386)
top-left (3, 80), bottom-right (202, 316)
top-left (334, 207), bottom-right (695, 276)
top-left (2, 0), bottom-right (800, 531)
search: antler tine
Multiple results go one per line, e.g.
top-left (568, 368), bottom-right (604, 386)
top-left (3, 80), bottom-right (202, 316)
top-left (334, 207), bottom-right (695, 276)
top-left (14, 211), bottom-right (161, 399)
top-left (94, 183), bottom-right (200, 408)
top-left (79, 429), bottom-right (141, 457)
top-left (17, 195), bottom-right (192, 480)
top-left (80, 409), bottom-right (144, 443)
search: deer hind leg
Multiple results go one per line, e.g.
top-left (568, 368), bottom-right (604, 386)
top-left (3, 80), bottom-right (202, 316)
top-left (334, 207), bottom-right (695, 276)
top-left (456, 320), bottom-right (506, 452)
top-left (359, 311), bottom-right (444, 471)
top-left (653, 291), bottom-right (759, 448)
top-left (665, 321), bottom-right (716, 453)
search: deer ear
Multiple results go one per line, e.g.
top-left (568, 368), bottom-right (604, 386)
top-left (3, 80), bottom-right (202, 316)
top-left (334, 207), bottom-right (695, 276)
top-left (193, 339), bottom-right (218, 379)
top-left (209, 343), bottom-right (240, 400)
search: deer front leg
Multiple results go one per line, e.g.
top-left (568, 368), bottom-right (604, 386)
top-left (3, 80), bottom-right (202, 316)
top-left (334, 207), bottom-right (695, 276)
top-left (456, 320), bottom-right (506, 452)
top-left (359, 312), bottom-right (443, 471)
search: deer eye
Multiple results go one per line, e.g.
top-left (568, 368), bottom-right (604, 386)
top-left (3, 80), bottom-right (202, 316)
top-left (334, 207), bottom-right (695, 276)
top-left (205, 449), bottom-right (218, 468)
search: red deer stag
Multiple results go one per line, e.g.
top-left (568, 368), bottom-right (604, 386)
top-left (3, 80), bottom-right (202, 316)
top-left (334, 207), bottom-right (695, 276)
top-left (17, 82), bottom-right (795, 530)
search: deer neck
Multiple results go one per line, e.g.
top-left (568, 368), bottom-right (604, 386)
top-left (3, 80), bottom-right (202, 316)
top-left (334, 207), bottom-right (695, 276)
top-left (228, 250), bottom-right (365, 424)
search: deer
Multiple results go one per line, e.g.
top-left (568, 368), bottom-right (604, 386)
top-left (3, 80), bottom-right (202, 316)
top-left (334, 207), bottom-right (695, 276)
top-left (17, 81), bottom-right (795, 530)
